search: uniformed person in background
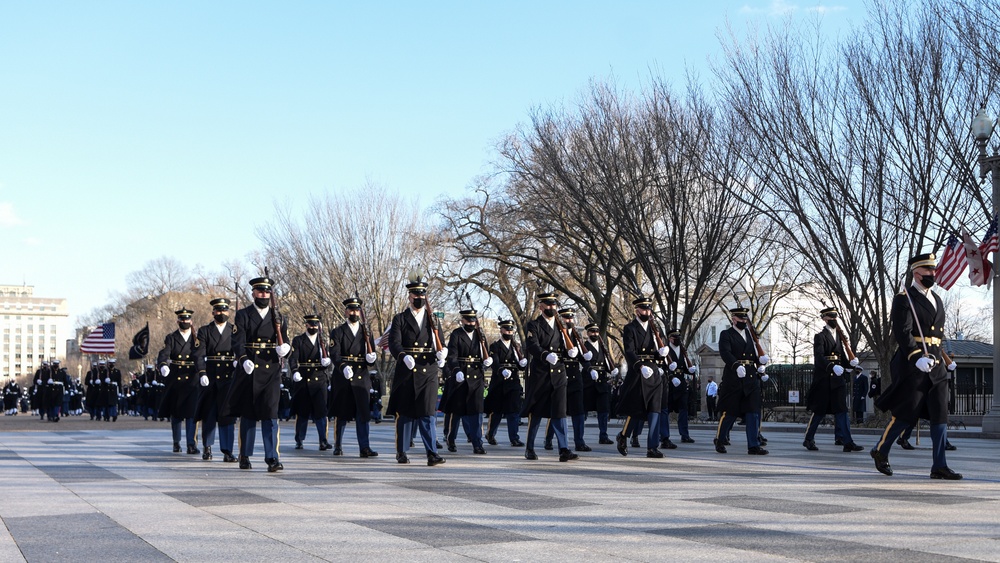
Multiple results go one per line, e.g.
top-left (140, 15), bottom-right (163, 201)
top-left (157, 308), bottom-right (202, 455)
top-left (872, 253), bottom-right (962, 479)
top-left (582, 322), bottom-right (617, 445)
top-left (660, 328), bottom-right (696, 447)
top-left (4, 376), bottom-right (23, 415)
top-left (224, 275), bottom-right (290, 472)
top-left (290, 314), bottom-right (333, 451)
top-left (194, 298), bottom-right (239, 462)
top-left (617, 296), bottom-right (668, 458)
top-left (521, 292), bottom-right (578, 462)
top-left (802, 306), bottom-right (864, 453)
top-left (387, 279), bottom-right (447, 466)
top-left (84, 361), bottom-right (98, 419)
top-left (328, 297), bottom-right (379, 458)
top-left (105, 358), bottom-right (122, 421)
top-left (484, 319), bottom-right (526, 447)
top-left (544, 308), bottom-right (592, 452)
top-left (34, 362), bottom-right (50, 421)
top-left (444, 309), bottom-right (492, 455)
top-left (714, 307), bottom-right (769, 455)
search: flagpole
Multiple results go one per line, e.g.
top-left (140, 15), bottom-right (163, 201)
top-left (973, 109), bottom-right (1000, 433)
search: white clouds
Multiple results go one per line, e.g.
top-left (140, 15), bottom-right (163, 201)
top-left (0, 202), bottom-right (23, 227)
top-left (22, 237), bottom-right (41, 247)
top-left (740, 1), bottom-right (848, 17)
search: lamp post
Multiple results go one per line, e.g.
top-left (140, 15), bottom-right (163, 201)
top-left (972, 108), bottom-right (1000, 433)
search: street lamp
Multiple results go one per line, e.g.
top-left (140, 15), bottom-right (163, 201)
top-left (972, 108), bottom-right (1000, 433)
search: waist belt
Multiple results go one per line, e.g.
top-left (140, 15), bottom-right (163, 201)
top-left (342, 355), bottom-right (365, 363)
top-left (824, 355), bottom-right (840, 360)
top-left (246, 343), bottom-right (275, 350)
top-left (458, 357), bottom-right (482, 364)
top-left (207, 355), bottom-right (234, 361)
top-left (636, 354), bottom-right (658, 361)
top-left (403, 347), bottom-right (434, 354)
top-left (499, 363), bottom-right (519, 368)
top-left (734, 360), bottom-right (756, 366)
top-left (914, 336), bottom-right (942, 346)
top-left (170, 361), bottom-right (195, 368)
top-left (298, 362), bottom-right (323, 368)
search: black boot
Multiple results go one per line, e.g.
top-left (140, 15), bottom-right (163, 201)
top-left (202, 446), bottom-right (212, 460)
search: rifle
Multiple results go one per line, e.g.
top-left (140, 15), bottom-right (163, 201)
top-left (312, 303), bottom-right (328, 360)
top-left (423, 286), bottom-right (445, 353)
top-left (746, 318), bottom-right (768, 359)
top-left (464, 293), bottom-right (491, 360)
top-left (265, 267), bottom-right (284, 347)
top-left (833, 318), bottom-right (858, 365)
top-left (552, 309), bottom-right (576, 352)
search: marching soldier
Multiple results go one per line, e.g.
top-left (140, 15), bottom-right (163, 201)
top-left (290, 314), bottom-right (333, 451)
top-left (387, 278), bottom-right (447, 466)
top-left (521, 292), bottom-right (578, 462)
top-left (34, 362), bottom-right (50, 421)
top-left (871, 253), bottom-right (962, 479)
top-left (157, 308), bottom-right (201, 455)
top-left (484, 319), bottom-right (526, 447)
top-left (544, 308), bottom-right (592, 452)
top-left (194, 298), bottom-right (239, 462)
top-left (105, 358), bottom-right (122, 421)
top-left (444, 309), bottom-right (492, 454)
top-left (660, 328), bottom-right (696, 447)
top-left (4, 377), bottom-right (22, 415)
top-left (582, 322), bottom-right (617, 444)
top-left (617, 296), bottom-right (668, 458)
top-left (84, 361), bottom-right (99, 419)
top-left (802, 306), bottom-right (864, 453)
top-left (714, 307), bottom-right (769, 455)
top-left (45, 359), bottom-right (69, 422)
top-left (328, 297), bottom-right (379, 458)
top-left (224, 275), bottom-right (290, 472)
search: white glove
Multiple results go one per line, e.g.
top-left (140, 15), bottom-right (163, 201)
top-left (640, 366), bottom-right (653, 379)
top-left (276, 343), bottom-right (291, 357)
top-left (455, 371), bottom-right (465, 383)
top-left (293, 372), bottom-right (302, 382)
top-left (160, 366), bottom-right (170, 377)
top-left (567, 347), bottom-right (578, 358)
top-left (143, 383), bottom-right (150, 388)
top-left (502, 369), bottom-right (511, 379)
top-left (672, 377), bottom-right (681, 387)
top-left (947, 362), bottom-right (957, 372)
top-left (321, 357), bottom-right (332, 367)
top-left (668, 362), bottom-right (677, 371)
top-left (104, 377), bottom-right (110, 383)
top-left (232, 360), bottom-right (238, 368)
top-left (545, 353), bottom-right (558, 365)
top-left (590, 370), bottom-right (599, 381)
top-left (518, 358), bottom-right (528, 368)
top-left (436, 347), bottom-right (448, 361)
top-left (365, 352), bottom-right (377, 364)
top-left (403, 355), bottom-right (416, 370)
top-left (343, 367), bottom-right (352, 380)
top-left (688, 365), bottom-right (697, 374)
top-left (200, 375), bottom-right (209, 387)
top-left (611, 368), bottom-right (619, 376)
top-left (736, 365), bottom-right (746, 378)
top-left (832, 365), bottom-right (845, 376)
top-left (658, 346), bottom-right (669, 357)
top-left (658, 368), bottom-right (664, 376)
top-left (583, 350), bottom-right (593, 361)
top-left (849, 357), bottom-right (860, 367)
top-left (437, 359), bottom-right (446, 368)
top-left (483, 357), bottom-right (493, 368)
top-left (47, 378), bottom-right (53, 384)
top-left (757, 365), bottom-right (766, 374)
top-left (761, 374), bottom-right (770, 382)
top-left (328, 385), bottom-right (332, 390)
top-left (279, 383), bottom-right (284, 389)
top-left (759, 354), bottom-right (770, 365)
top-left (243, 359), bottom-right (255, 374)
top-left (915, 356), bottom-right (933, 373)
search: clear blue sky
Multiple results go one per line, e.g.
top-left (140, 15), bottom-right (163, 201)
top-left (0, 1), bottom-right (866, 324)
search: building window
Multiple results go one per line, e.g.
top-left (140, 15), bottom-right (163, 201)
top-left (711, 326), bottom-right (717, 343)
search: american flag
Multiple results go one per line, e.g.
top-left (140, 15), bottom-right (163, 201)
top-left (936, 234), bottom-right (966, 290)
top-left (81, 322), bottom-right (116, 354)
top-left (980, 217), bottom-right (999, 258)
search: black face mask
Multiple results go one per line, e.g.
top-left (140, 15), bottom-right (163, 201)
top-left (826, 319), bottom-right (838, 329)
top-left (501, 333), bottom-right (512, 341)
top-left (734, 321), bottom-right (747, 331)
top-left (254, 297), bottom-right (270, 308)
top-left (307, 327), bottom-right (319, 335)
top-left (178, 321), bottom-right (192, 330)
top-left (213, 313), bottom-right (229, 324)
top-left (542, 308), bottom-right (556, 318)
top-left (589, 335), bottom-right (599, 342)
top-left (920, 274), bottom-right (935, 289)
top-left (670, 338), bottom-right (680, 346)
top-left (637, 313), bottom-right (651, 323)
top-left (463, 324), bottom-right (476, 333)
top-left (412, 297), bottom-right (425, 309)
top-left (347, 314), bottom-right (360, 323)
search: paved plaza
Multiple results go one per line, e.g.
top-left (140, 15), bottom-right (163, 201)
top-left (0, 419), bottom-right (998, 562)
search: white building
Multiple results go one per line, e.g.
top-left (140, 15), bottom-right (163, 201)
top-left (0, 284), bottom-right (70, 379)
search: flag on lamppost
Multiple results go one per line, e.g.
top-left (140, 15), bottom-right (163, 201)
top-left (936, 233), bottom-right (966, 290)
top-left (980, 216), bottom-right (999, 258)
top-left (128, 323), bottom-right (150, 360)
top-left (961, 228), bottom-right (992, 288)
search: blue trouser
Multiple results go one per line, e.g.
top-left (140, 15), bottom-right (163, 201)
top-left (805, 411), bottom-right (853, 444)
top-left (295, 414), bottom-right (329, 445)
top-left (48, 405), bottom-right (61, 420)
top-left (659, 408), bottom-right (690, 440)
top-left (444, 412), bottom-right (461, 444)
top-left (201, 399), bottom-right (234, 452)
top-left (715, 411), bottom-right (760, 448)
top-left (597, 411), bottom-right (610, 440)
top-left (460, 413), bottom-right (484, 448)
top-left (335, 418), bottom-right (371, 450)
top-left (239, 417), bottom-right (279, 460)
top-left (545, 414), bottom-right (586, 447)
top-left (396, 415), bottom-right (437, 454)
top-left (528, 415), bottom-right (567, 450)
top-left (873, 417), bottom-right (948, 471)
top-left (171, 417), bottom-right (197, 447)
top-left (487, 411), bottom-right (521, 443)
top-left (623, 413), bottom-right (661, 449)
top-left (100, 404), bottom-right (118, 420)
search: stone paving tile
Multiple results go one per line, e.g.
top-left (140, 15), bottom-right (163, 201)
top-left (353, 515), bottom-right (534, 548)
top-left (34, 463), bottom-right (125, 483)
top-left (394, 478), bottom-right (595, 510)
top-left (275, 471), bottom-right (369, 486)
top-left (116, 449), bottom-right (185, 463)
top-left (165, 487), bottom-right (279, 507)
top-left (821, 487), bottom-right (993, 505)
top-left (687, 494), bottom-right (867, 515)
top-left (648, 524), bottom-right (983, 563)
top-left (5, 512), bottom-right (172, 563)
